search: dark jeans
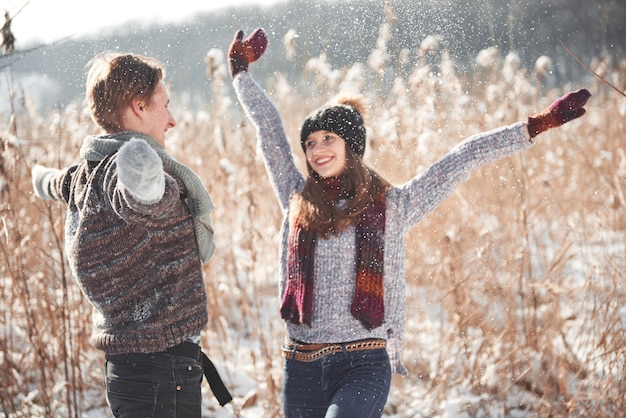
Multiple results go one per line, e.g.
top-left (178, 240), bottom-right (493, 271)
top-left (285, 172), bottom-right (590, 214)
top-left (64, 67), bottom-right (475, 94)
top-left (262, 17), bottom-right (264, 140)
top-left (105, 351), bottom-right (203, 418)
top-left (283, 347), bottom-right (392, 418)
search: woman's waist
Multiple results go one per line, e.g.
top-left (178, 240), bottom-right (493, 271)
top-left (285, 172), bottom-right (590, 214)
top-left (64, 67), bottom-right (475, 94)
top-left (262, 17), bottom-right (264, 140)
top-left (285, 336), bottom-right (386, 351)
top-left (281, 336), bottom-right (387, 362)
top-left (286, 320), bottom-right (386, 342)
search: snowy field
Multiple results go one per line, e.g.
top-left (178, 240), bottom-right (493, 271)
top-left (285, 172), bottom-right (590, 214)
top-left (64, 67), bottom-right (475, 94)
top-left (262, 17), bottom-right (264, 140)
top-left (1, 25), bottom-right (625, 418)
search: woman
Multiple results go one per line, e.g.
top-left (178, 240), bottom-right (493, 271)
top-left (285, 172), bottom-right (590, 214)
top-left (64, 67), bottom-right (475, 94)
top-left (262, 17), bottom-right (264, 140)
top-left (228, 29), bottom-right (590, 417)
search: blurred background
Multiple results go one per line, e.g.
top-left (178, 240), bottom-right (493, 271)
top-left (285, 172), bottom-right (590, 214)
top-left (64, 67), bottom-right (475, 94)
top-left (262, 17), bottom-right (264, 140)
top-left (1, 0), bottom-right (624, 113)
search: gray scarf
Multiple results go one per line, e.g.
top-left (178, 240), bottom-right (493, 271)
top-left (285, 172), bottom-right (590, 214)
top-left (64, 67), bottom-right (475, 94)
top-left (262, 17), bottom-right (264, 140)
top-left (80, 131), bottom-right (215, 263)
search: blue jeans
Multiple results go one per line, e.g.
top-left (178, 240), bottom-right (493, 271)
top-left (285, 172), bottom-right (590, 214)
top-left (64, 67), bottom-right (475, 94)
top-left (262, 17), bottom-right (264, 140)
top-left (283, 346), bottom-right (392, 418)
top-left (105, 352), bottom-right (203, 418)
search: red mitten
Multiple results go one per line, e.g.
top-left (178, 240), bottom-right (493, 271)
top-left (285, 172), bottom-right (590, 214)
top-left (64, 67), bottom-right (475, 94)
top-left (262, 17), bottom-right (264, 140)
top-left (527, 89), bottom-right (591, 138)
top-left (228, 28), bottom-right (268, 78)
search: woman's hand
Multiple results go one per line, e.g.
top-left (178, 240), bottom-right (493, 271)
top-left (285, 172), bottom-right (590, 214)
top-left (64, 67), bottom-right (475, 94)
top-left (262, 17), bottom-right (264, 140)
top-left (527, 89), bottom-right (591, 138)
top-left (228, 28), bottom-right (268, 78)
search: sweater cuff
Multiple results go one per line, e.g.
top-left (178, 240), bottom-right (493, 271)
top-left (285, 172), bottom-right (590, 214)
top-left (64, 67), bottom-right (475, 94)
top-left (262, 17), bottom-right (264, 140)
top-left (522, 121), bottom-right (533, 143)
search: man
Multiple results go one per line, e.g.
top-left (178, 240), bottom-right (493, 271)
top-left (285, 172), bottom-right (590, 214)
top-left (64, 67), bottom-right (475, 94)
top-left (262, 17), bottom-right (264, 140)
top-left (32, 52), bottom-right (231, 417)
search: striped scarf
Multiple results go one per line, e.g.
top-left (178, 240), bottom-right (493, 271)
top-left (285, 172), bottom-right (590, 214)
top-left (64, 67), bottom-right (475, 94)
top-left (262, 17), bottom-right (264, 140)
top-left (281, 177), bottom-right (386, 330)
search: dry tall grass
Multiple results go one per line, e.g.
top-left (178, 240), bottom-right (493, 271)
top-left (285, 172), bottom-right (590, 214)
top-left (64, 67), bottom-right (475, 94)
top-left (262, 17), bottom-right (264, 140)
top-left (1, 36), bottom-right (624, 417)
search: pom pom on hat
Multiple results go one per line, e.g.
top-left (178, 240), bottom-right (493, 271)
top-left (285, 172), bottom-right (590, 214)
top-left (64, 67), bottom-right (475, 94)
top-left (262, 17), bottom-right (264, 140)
top-left (300, 94), bottom-right (367, 157)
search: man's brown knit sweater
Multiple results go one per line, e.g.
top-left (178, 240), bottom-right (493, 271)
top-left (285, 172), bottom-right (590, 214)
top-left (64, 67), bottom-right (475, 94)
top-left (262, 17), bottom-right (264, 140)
top-left (32, 134), bottom-right (209, 354)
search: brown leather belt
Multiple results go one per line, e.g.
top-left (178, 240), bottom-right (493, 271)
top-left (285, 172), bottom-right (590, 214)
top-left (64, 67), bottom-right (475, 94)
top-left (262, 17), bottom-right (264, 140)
top-left (281, 338), bottom-right (386, 362)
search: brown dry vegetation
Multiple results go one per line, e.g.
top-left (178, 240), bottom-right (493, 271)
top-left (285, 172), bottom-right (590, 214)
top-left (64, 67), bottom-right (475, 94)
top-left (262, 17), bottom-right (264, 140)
top-left (1, 33), bottom-right (625, 418)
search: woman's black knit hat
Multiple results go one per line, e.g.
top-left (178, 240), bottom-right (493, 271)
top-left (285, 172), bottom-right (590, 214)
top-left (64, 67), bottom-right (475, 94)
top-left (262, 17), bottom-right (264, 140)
top-left (300, 103), bottom-right (366, 157)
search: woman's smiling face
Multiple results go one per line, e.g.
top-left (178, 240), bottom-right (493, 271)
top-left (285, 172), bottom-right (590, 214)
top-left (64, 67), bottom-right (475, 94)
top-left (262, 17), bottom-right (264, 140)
top-left (304, 130), bottom-right (348, 178)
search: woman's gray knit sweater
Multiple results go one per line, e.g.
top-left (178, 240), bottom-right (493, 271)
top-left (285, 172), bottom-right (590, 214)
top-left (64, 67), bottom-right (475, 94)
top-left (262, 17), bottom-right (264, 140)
top-left (234, 71), bottom-right (533, 374)
top-left (32, 133), bottom-right (209, 355)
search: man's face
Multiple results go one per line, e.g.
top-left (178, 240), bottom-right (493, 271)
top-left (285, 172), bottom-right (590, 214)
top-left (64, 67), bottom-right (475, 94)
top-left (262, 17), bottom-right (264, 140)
top-left (141, 80), bottom-right (176, 146)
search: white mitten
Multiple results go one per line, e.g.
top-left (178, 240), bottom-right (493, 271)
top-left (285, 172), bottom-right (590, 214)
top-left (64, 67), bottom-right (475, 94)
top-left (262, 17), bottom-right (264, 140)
top-left (31, 164), bottom-right (61, 199)
top-left (117, 137), bottom-right (165, 204)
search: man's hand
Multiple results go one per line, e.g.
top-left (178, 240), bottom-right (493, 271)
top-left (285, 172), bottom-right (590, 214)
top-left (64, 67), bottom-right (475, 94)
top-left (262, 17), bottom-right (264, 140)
top-left (117, 138), bottom-right (165, 204)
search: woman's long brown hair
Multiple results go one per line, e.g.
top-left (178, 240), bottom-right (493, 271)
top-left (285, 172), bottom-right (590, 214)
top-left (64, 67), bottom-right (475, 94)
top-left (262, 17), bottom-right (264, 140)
top-left (290, 148), bottom-right (391, 239)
